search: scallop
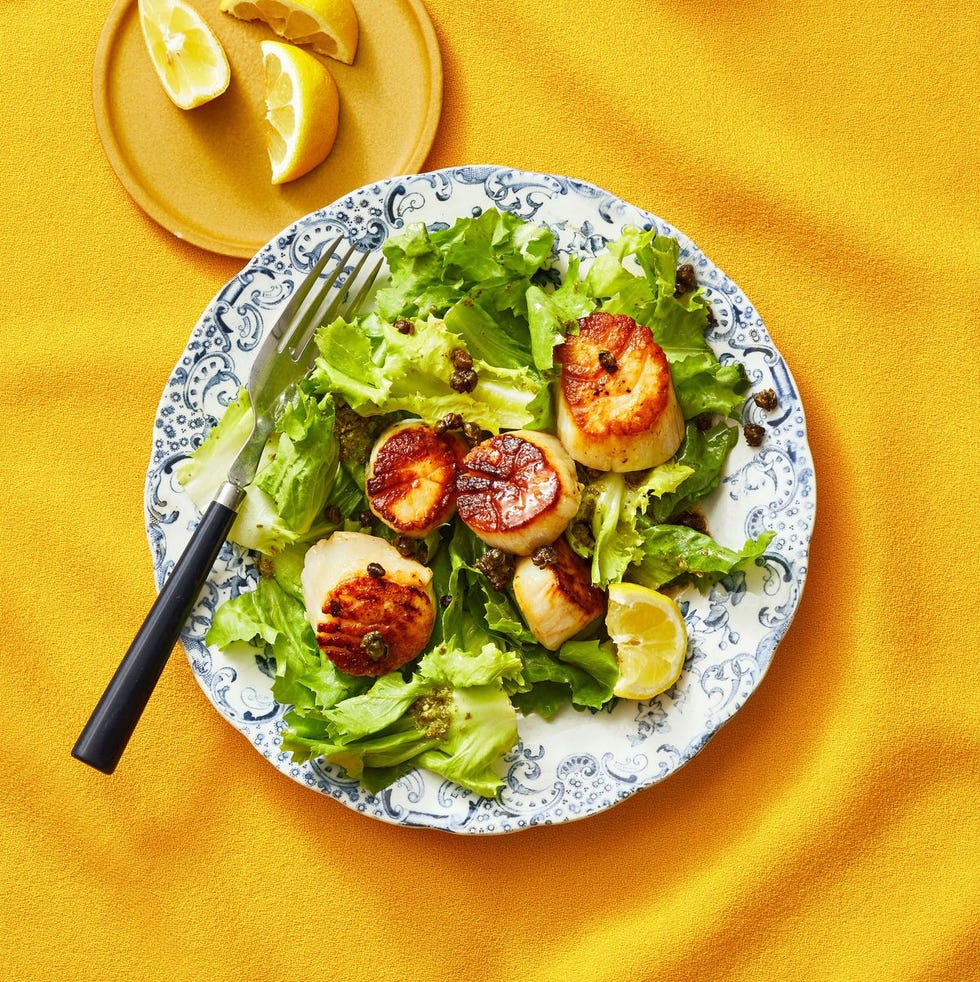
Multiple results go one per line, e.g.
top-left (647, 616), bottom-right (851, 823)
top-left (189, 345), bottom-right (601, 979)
top-left (555, 311), bottom-right (685, 472)
top-left (512, 538), bottom-right (605, 650)
top-left (455, 430), bottom-right (581, 555)
top-left (301, 531), bottom-right (436, 677)
top-left (366, 420), bottom-right (465, 538)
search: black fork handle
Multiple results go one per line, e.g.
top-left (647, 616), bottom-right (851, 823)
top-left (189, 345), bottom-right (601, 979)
top-left (72, 484), bottom-right (244, 774)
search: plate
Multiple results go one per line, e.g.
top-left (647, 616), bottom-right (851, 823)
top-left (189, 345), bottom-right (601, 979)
top-left (93, 0), bottom-right (442, 257)
top-left (146, 165), bottom-right (816, 834)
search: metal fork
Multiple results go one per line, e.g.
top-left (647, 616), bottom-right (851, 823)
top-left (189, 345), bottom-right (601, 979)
top-left (72, 238), bottom-right (381, 775)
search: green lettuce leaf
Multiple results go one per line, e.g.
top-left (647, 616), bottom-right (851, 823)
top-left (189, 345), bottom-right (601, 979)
top-left (311, 313), bottom-right (549, 432)
top-left (443, 297), bottom-right (531, 371)
top-left (645, 420), bottom-right (740, 524)
top-left (629, 524), bottom-right (775, 590)
top-left (253, 385), bottom-right (338, 532)
top-left (584, 226), bottom-right (660, 301)
top-left (375, 208), bottom-right (555, 324)
top-left (414, 684), bottom-right (518, 798)
top-left (175, 390), bottom-right (284, 554)
top-left (481, 588), bottom-right (539, 647)
top-left (281, 635), bottom-right (522, 796)
top-left (419, 643), bottom-right (523, 689)
top-left (571, 463), bottom-right (695, 586)
top-left (322, 671), bottom-right (431, 742)
top-left (205, 576), bottom-right (289, 654)
top-left (670, 353), bottom-right (749, 419)
top-left (511, 640), bottom-right (619, 717)
top-left (580, 228), bottom-right (711, 351)
top-left (280, 712), bottom-right (441, 792)
top-left (176, 387), bottom-right (339, 556)
top-left (429, 523), bottom-right (524, 663)
top-left (565, 420), bottom-right (748, 589)
top-left (526, 256), bottom-right (593, 370)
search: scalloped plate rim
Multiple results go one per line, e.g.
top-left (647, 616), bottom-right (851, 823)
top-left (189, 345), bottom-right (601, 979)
top-left (144, 164), bottom-right (816, 833)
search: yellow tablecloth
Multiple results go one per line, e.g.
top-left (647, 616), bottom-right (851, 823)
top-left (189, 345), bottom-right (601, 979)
top-left (2, 1), bottom-right (977, 979)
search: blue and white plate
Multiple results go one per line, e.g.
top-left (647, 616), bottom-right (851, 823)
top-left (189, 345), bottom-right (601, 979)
top-left (147, 165), bottom-right (815, 834)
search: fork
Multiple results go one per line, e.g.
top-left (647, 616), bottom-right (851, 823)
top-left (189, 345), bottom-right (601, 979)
top-left (72, 238), bottom-right (381, 775)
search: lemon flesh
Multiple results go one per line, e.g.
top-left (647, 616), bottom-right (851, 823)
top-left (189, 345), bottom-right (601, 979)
top-left (260, 40), bottom-right (339, 184)
top-left (221, 0), bottom-right (359, 64)
top-left (606, 583), bottom-right (688, 700)
top-left (138, 0), bottom-right (230, 110)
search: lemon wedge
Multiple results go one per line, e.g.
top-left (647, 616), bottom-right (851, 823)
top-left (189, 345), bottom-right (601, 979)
top-left (220, 0), bottom-right (359, 64)
top-left (260, 40), bottom-right (339, 184)
top-left (606, 583), bottom-right (688, 700)
top-left (138, 0), bottom-right (231, 110)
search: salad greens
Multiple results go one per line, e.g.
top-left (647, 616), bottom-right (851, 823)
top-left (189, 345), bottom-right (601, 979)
top-left (179, 208), bottom-right (773, 798)
top-left (312, 313), bottom-right (550, 432)
top-left (176, 383), bottom-right (339, 555)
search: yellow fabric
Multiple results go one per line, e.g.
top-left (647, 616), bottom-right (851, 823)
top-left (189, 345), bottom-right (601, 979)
top-left (1, 1), bottom-right (977, 979)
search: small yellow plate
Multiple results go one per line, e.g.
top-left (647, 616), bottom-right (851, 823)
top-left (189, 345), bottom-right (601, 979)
top-left (94, 0), bottom-right (442, 257)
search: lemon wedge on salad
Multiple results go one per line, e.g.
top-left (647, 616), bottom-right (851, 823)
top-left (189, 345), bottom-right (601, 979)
top-left (260, 40), bottom-right (340, 184)
top-left (220, 0), bottom-right (359, 64)
top-left (138, 0), bottom-right (231, 110)
top-left (606, 583), bottom-right (688, 700)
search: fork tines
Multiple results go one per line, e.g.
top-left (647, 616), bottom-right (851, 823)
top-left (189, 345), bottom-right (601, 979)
top-left (281, 239), bottom-right (383, 364)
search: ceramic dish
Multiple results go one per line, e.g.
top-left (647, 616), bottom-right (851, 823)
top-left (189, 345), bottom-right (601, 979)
top-left (94, 0), bottom-right (441, 257)
top-left (146, 165), bottom-right (815, 833)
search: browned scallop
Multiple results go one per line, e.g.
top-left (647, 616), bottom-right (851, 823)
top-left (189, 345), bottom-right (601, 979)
top-left (366, 420), bottom-right (466, 538)
top-left (301, 532), bottom-right (436, 677)
top-left (512, 538), bottom-right (605, 650)
top-left (555, 311), bottom-right (685, 472)
top-left (455, 430), bottom-right (581, 555)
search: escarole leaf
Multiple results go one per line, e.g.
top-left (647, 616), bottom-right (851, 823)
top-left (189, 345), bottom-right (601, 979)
top-left (205, 576), bottom-right (292, 655)
top-left (429, 523), bottom-right (525, 664)
top-left (279, 616), bottom-right (522, 797)
top-left (176, 386), bottom-right (339, 556)
top-left (412, 644), bottom-right (522, 797)
top-left (511, 640), bottom-right (619, 718)
top-left (419, 644), bottom-right (523, 689)
top-left (443, 299), bottom-right (531, 371)
top-left (376, 208), bottom-right (553, 319)
top-left (645, 420), bottom-right (739, 524)
top-left (311, 313), bottom-right (549, 432)
top-left (176, 388), bottom-right (254, 509)
top-left (670, 353), bottom-right (749, 419)
top-left (571, 463), bottom-right (695, 587)
top-left (253, 385), bottom-right (338, 532)
top-left (280, 711), bottom-right (441, 794)
top-left (629, 523), bottom-right (776, 591)
top-left (526, 255), bottom-right (593, 371)
top-left (175, 389), bottom-right (285, 554)
top-left (375, 209), bottom-right (555, 360)
top-left (414, 684), bottom-right (518, 798)
top-left (322, 672), bottom-right (431, 742)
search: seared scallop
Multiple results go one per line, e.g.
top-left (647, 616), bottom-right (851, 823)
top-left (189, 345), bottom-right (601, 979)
top-left (366, 420), bottom-right (465, 538)
top-left (512, 538), bottom-right (605, 650)
top-left (301, 531), bottom-right (436, 677)
top-left (555, 311), bottom-right (685, 472)
top-left (455, 430), bottom-right (581, 556)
